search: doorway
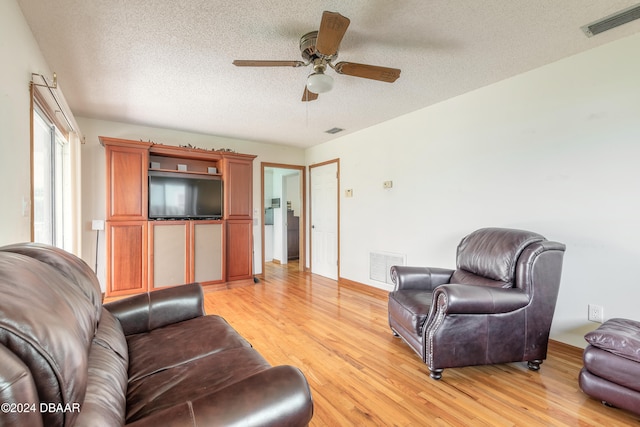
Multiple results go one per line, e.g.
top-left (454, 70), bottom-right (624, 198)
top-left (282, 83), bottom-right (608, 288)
top-left (261, 163), bottom-right (306, 277)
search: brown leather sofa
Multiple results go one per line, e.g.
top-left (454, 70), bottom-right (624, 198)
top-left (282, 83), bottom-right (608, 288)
top-left (579, 318), bottom-right (640, 416)
top-left (388, 227), bottom-right (566, 379)
top-left (0, 243), bottom-right (313, 426)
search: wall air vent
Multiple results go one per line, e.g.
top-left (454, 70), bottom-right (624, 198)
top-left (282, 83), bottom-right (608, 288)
top-left (370, 251), bottom-right (405, 285)
top-left (325, 127), bottom-right (344, 134)
top-left (581, 4), bottom-right (640, 37)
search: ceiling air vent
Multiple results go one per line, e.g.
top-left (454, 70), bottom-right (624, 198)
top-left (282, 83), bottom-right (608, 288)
top-left (581, 3), bottom-right (640, 37)
top-left (325, 127), bottom-right (344, 134)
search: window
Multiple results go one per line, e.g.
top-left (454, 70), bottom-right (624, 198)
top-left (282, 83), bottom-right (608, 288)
top-left (32, 107), bottom-right (72, 250)
top-left (30, 73), bottom-right (82, 255)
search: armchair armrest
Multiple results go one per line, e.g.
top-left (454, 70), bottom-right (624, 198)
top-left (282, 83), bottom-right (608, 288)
top-left (433, 284), bottom-right (530, 314)
top-left (104, 283), bottom-right (205, 336)
top-left (390, 266), bottom-right (454, 291)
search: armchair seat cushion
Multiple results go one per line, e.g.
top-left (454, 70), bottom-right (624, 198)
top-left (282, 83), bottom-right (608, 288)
top-left (389, 290), bottom-right (432, 335)
top-left (584, 318), bottom-right (640, 363)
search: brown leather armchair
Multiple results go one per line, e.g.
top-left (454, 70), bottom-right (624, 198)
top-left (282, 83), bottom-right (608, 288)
top-left (388, 228), bottom-right (566, 379)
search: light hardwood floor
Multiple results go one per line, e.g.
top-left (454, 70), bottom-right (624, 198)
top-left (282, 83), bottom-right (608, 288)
top-left (203, 261), bottom-right (639, 426)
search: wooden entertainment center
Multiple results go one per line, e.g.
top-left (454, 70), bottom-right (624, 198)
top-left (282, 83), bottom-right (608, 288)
top-left (100, 136), bottom-right (256, 297)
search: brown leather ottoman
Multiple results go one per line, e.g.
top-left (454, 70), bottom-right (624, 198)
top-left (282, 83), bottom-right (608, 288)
top-left (579, 318), bottom-right (640, 416)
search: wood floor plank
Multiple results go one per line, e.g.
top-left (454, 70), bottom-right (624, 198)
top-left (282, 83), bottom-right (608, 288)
top-left (203, 262), bottom-right (640, 426)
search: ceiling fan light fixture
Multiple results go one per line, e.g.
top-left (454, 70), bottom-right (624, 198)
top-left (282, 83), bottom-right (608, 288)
top-left (306, 72), bottom-right (334, 94)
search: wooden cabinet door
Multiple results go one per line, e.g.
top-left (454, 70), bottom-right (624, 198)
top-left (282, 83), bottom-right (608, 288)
top-left (226, 219), bottom-right (253, 281)
top-left (224, 158), bottom-right (253, 219)
top-left (149, 221), bottom-right (190, 289)
top-left (106, 145), bottom-right (148, 220)
top-left (107, 221), bottom-right (147, 296)
top-left (192, 221), bottom-right (224, 284)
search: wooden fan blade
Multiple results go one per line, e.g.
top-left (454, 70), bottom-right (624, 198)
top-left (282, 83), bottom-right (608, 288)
top-left (302, 86), bottom-right (318, 102)
top-left (315, 11), bottom-right (350, 57)
top-left (334, 62), bottom-right (401, 83)
top-left (233, 60), bottom-right (306, 67)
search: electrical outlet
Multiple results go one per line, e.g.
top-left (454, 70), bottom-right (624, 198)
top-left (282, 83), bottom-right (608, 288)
top-left (588, 304), bottom-right (604, 323)
top-left (383, 180), bottom-right (393, 189)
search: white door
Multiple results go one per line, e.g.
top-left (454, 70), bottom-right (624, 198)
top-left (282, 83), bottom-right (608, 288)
top-left (310, 161), bottom-right (338, 280)
top-left (281, 174), bottom-right (289, 265)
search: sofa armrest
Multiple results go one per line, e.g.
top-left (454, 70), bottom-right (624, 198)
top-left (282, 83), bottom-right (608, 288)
top-left (125, 366), bottom-right (313, 427)
top-left (433, 284), bottom-right (530, 314)
top-left (104, 283), bottom-right (205, 336)
top-left (0, 346), bottom-right (43, 427)
top-left (390, 266), bottom-right (454, 291)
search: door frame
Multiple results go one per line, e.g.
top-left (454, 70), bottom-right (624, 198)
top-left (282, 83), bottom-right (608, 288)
top-left (260, 162), bottom-right (306, 276)
top-left (309, 158), bottom-right (340, 280)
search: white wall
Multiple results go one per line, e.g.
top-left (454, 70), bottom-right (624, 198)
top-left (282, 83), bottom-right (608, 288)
top-left (0, 1), bottom-right (52, 245)
top-left (306, 33), bottom-right (640, 348)
top-left (78, 117), bottom-right (306, 288)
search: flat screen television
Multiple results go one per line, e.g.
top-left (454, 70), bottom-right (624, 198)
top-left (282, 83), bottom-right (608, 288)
top-left (148, 171), bottom-right (223, 220)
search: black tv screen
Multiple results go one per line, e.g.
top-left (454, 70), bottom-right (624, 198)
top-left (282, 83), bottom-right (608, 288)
top-left (148, 171), bottom-right (223, 220)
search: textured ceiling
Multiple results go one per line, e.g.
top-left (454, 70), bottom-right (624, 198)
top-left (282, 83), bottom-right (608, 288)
top-left (17, 1), bottom-right (640, 148)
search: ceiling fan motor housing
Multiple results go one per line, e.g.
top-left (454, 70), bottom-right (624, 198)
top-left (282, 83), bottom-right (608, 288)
top-left (300, 31), bottom-right (337, 63)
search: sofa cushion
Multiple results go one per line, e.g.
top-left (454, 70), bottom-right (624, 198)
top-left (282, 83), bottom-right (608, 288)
top-left (126, 315), bottom-right (252, 382)
top-left (585, 318), bottom-right (640, 363)
top-left (125, 347), bottom-right (272, 423)
top-left (74, 309), bottom-right (129, 426)
top-left (125, 365), bottom-right (314, 426)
